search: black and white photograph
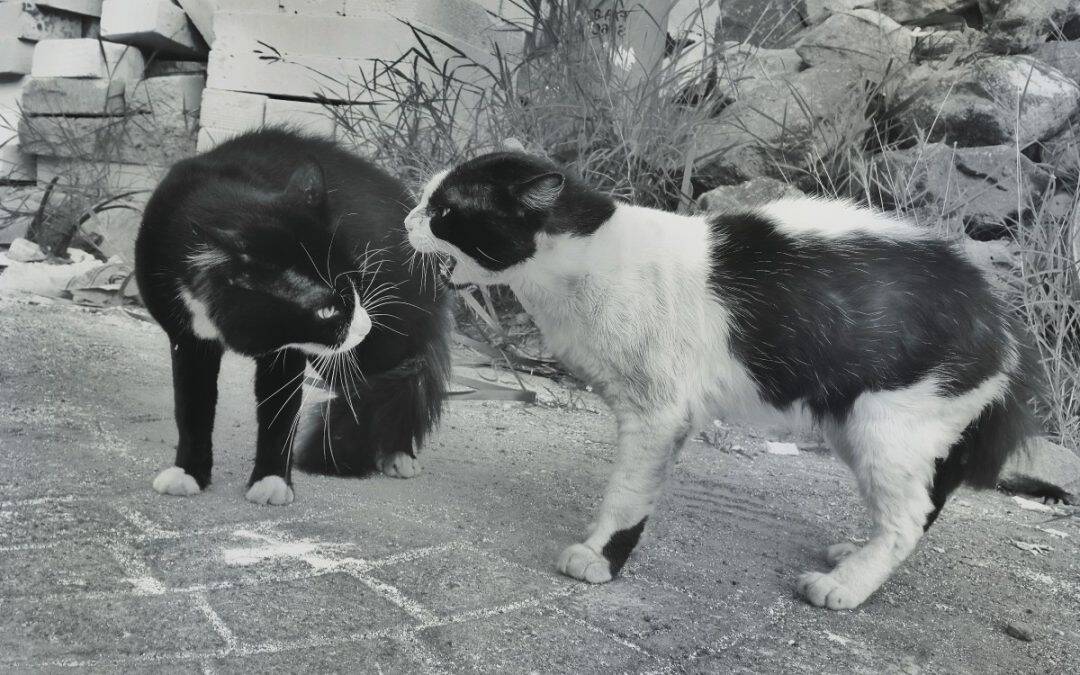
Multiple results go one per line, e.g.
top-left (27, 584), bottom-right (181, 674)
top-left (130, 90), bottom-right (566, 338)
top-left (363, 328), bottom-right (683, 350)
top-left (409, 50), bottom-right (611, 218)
top-left (1, 0), bottom-right (1078, 672)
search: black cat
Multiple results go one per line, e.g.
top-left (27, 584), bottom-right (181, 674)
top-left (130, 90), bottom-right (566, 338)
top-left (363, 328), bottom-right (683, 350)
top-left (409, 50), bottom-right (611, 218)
top-left (135, 128), bottom-right (450, 505)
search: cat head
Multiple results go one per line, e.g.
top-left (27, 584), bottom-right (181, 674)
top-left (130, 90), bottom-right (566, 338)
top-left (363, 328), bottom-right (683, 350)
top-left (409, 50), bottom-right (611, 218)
top-left (180, 162), bottom-right (371, 357)
top-left (404, 152), bottom-right (614, 285)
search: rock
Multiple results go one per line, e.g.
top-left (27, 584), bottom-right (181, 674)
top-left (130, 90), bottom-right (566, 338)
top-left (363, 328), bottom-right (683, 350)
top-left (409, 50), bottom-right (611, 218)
top-left (902, 55), bottom-right (1080, 147)
top-left (796, 9), bottom-right (915, 72)
top-left (6, 238), bottom-right (46, 263)
top-left (693, 62), bottom-right (880, 183)
top-left (804, 0), bottom-right (863, 25)
top-left (1004, 621), bottom-right (1036, 642)
top-left (874, 1), bottom-right (978, 23)
top-left (80, 203), bottom-right (142, 264)
top-left (1033, 41), bottom-right (1080, 86)
top-left (1038, 126), bottom-right (1080, 183)
top-left (912, 27), bottom-right (985, 62)
top-left (697, 177), bottom-right (806, 212)
top-left (721, 43), bottom-right (804, 80)
top-left (714, 0), bottom-right (805, 47)
top-left (872, 143), bottom-right (1052, 239)
top-left (1002, 437), bottom-right (1080, 492)
top-left (980, 0), bottom-right (1080, 53)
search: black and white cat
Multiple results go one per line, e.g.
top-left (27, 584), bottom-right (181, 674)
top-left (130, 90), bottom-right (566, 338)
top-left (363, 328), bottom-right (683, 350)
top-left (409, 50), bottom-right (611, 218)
top-left (136, 129), bottom-right (450, 506)
top-left (404, 151), bottom-right (1042, 609)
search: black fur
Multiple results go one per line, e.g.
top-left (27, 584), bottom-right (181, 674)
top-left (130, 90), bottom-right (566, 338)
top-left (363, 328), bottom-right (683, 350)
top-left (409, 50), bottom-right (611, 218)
top-left (426, 152), bottom-right (615, 271)
top-left (602, 518), bottom-right (647, 576)
top-left (136, 128), bottom-right (450, 490)
top-left (708, 212), bottom-right (1043, 520)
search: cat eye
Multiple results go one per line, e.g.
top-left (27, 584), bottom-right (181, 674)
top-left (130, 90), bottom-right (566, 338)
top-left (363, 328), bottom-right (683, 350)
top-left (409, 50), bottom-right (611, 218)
top-left (439, 207), bottom-right (451, 218)
top-left (316, 306), bottom-right (340, 320)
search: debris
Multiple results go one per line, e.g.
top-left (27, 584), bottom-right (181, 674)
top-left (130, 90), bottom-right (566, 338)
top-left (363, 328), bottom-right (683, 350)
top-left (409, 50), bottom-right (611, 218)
top-left (0, 247), bottom-right (104, 298)
top-left (6, 237), bottom-right (46, 263)
top-left (1012, 540), bottom-right (1054, 556)
top-left (1012, 496), bottom-right (1057, 513)
top-left (766, 441), bottom-right (800, 456)
top-left (1004, 621), bottom-right (1036, 642)
top-left (1033, 526), bottom-right (1069, 539)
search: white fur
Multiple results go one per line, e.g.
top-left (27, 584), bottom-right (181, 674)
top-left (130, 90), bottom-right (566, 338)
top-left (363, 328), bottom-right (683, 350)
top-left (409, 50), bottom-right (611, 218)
top-left (179, 289), bottom-right (221, 341)
top-left (758, 197), bottom-right (927, 240)
top-left (152, 466), bottom-right (201, 497)
top-left (245, 475), bottom-right (294, 506)
top-left (409, 179), bottom-right (1014, 608)
top-left (378, 451), bottom-right (423, 479)
top-left (284, 289), bottom-right (372, 357)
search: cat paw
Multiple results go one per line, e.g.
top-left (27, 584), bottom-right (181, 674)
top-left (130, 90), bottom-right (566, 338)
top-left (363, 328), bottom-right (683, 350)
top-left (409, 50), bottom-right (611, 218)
top-left (557, 543), bottom-right (613, 584)
top-left (245, 476), bottom-right (294, 506)
top-left (797, 571), bottom-right (866, 610)
top-left (152, 467), bottom-right (201, 497)
top-left (379, 452), bottom-right (422, 479)
top-left (824, 542), bottom-right (859, 566)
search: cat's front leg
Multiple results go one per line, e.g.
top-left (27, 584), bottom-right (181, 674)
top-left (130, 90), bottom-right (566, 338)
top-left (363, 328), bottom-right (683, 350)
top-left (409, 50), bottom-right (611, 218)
top-left (153, 337), bottom-right (223, 496)
top-left (557, 405), bottom-right (692, 583)
top-left (247, 350), bottom-right (307, 505)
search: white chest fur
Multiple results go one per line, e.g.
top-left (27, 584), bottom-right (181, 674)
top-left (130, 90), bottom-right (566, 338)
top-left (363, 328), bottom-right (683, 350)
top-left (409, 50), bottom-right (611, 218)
top-left (505, 204), bottom-right (763, 421)
top-left (179, 288), bottom-right (222, 341)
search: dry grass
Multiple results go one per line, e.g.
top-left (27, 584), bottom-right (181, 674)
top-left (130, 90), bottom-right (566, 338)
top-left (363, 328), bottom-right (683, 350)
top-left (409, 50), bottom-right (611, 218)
top-left (319, 1), bottom-right (1079, 448)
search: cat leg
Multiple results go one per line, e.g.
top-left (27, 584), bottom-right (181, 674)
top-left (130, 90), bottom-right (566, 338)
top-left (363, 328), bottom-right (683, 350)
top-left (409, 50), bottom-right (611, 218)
top-left (557, 405), bottom-right (691, 583)
top-left (798, 417), bottom-right (955, 610)
top-left (153, 337), bottom-right (222, 496)
top-left (247, 350), bottom-right (307, 505)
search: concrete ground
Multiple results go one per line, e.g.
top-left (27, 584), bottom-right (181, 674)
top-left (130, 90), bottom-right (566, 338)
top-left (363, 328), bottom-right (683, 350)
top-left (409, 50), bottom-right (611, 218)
top-left (1, 293), bottom-right (1079, 674)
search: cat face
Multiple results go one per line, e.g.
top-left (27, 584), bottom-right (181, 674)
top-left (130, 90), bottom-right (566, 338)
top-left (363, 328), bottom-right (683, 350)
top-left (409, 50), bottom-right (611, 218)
top-left (181, 163), bottom-right (371, 357)
top-left (404, 152), bottom-right (593, 285)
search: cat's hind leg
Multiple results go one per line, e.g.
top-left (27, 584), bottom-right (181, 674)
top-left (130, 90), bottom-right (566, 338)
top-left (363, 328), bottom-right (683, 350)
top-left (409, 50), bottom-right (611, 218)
top-left (557, 404), bottom-right (692, 583)
top-left (799, 377), bottom-right (1005, 609)
top-left (154, 337), bottom-right (223, 497)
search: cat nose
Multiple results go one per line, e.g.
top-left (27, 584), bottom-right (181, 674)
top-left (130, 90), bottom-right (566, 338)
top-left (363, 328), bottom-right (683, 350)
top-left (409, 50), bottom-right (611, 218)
top-left (404, 206), bottom-right (425, 232)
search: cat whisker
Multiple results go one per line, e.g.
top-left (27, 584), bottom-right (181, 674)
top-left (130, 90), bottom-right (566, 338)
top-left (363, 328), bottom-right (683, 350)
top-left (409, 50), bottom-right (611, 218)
top-left (300, 242), bottom-right (333, 289)
top-left (256, 367), bottom-right (307, 409)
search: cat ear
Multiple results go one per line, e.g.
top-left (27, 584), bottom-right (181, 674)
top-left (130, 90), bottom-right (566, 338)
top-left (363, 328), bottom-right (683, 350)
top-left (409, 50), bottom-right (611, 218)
top-left (513, 172), bottom-right (564, 211)
top-left (285, 162), bottom-right (325, 208)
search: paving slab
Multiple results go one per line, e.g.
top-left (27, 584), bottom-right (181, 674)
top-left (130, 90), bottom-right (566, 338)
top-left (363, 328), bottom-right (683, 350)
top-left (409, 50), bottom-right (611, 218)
top-left (0, 296), bottom-right (1078, 672)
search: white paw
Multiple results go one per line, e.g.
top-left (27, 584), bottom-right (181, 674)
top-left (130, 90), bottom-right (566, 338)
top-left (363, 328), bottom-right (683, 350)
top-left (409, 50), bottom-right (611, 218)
top-left (557, 543), bottom-right (613, 584)
top-left (825, 542), bottom-right (859, 566)
top-left (797, 571), bottom-right (866, 610)
top-left (245, 476), bottom-right (294, 506)
top-left (379, 451), bottom-right (423, 479)
top-left (152, 467), bottom-right (201, 497)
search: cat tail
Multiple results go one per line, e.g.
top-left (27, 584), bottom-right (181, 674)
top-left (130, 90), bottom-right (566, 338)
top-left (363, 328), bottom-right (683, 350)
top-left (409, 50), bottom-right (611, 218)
top-left (954, 321), bottom-right (1047, 491)
top-left (294, 313), bottom-right (452, 477)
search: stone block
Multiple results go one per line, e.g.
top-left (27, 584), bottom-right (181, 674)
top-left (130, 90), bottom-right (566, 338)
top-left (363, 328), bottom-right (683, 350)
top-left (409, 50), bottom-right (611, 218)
top-left (368, 545), bottom-right (566, 618)
top-left (100, 0), bottom-right (208, 59)
top-left (199, 87), bottom-right (266, 133)
top-left (30, 38), bottom-right (145, 81)
top-left (206, 12), bottom-right (497, 100)
top-left (129, 73), bottom-right (206, 115)
top-left (264, 98), bottom-right (335, 138)
top-left (20, 77), bottom-right (127, 115)
top-left (80, 200), bottom-right (141, 263)
top-left (35, 156), bottom-right (168, 193)
top-left (1, 594), bottom-right (224, 662)
top-left (0, 141), bottom-right (37, 182)
top-left (421, 605), bottom-right (645, 672)
top-left (20, 110), bottom-right (197, 166)
top-left (34, 0), bottom-right (103, 17)
top-left (176, 0), bottom-right (220, 45)
top-left (0, 37), bottom-right (35, 76)
top-left (206, 572), bottom-right (417, 644)
top-left (0, 1), bottom-right (83, 42)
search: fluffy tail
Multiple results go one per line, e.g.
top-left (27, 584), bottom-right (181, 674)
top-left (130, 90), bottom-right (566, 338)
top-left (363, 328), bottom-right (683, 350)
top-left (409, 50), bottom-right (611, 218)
top-left (294, 325), bottom-right (451, 477)
top-left (955, 326), bottom-right (1046, 491)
